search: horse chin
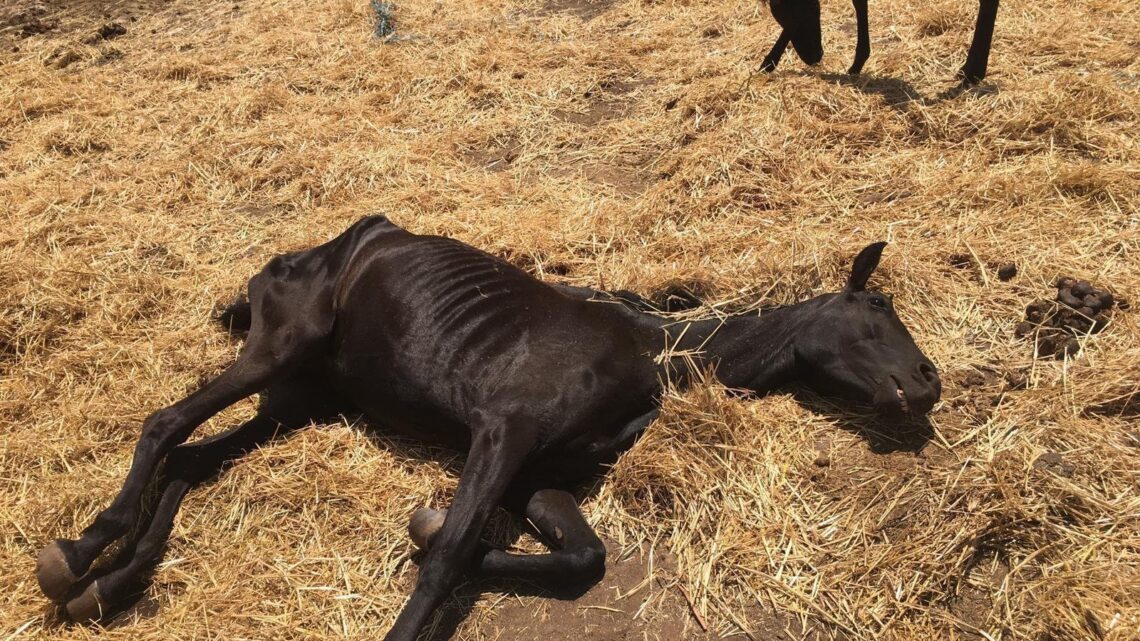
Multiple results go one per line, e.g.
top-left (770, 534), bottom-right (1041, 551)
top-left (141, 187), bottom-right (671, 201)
top-left (803, 370), bottom-right (923, 418)
top-left (872, 376), bottom-right (939, 418)
top-left (871, 376), bottom-right (910, 418)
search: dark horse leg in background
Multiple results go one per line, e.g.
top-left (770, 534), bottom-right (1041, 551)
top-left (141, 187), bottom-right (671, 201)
top-left (58, 375), bottom-right (342, 621)
top-left (760, 29), bottom-right (792, 73)
top-left (960, 0), bottom-right (999, 84)
top-left (768, 0), bottom-right (998, 84)
top-left (849, 0), bottom-right (998, 83)
top-left (849, 0), bottom-right (870, 74)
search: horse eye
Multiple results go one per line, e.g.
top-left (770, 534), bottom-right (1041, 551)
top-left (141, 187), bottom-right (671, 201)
top-left (869, 296), bottom-right (888, 309)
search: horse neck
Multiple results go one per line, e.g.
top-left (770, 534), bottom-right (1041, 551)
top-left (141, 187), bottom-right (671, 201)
top-left (643, 297), bottom-right (827, 393)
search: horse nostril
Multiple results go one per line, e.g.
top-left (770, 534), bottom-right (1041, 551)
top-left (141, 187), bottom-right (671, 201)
top-left (917, 362), bottom-right (938, 385)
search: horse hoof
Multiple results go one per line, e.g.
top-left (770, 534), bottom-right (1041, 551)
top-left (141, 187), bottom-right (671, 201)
top-left (65, 580), bottom-right (105, 622)
top-left (36, 540), bottom-right (80, 602)
top-left (408, 508), bottom-right (447, 551)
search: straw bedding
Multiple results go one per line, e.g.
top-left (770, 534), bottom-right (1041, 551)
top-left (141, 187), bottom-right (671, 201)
top-left (1, 0), bottom-right (1138, 639)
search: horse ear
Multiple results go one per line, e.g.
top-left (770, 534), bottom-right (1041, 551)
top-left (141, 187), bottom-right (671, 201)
top-left (846, 241), bottom-right (887, 291)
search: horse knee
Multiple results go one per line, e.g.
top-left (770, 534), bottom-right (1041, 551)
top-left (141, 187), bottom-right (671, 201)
top-left (569, 541), bottom-right (606, 580)
top-left (412, 558), bottom-right (461, 599)
top-left (138, 408), bottom-right (182, 450)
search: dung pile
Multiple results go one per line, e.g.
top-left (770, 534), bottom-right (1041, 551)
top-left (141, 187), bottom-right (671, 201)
top-left (1016, 277), bottom-right (1118, 358)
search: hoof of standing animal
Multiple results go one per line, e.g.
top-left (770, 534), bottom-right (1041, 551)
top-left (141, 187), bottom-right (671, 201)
top-left (408, 508), bottom-right (448, 551)
top-left (958, 66), bottom-right (985, 86)
top-left (36, 540), bottom-right (82, 602)
top-left (65, 580), bottom-right (105, 622)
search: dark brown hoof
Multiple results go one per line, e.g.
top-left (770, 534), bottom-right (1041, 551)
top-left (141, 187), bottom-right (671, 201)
top-left (408, 508), bottom-right (447, 551)
top-left (36, 540), bottom-right (80, 602)
top-left (65, 580), bottom-right (105, 622)
top-left (957, 66), bottom-right (986, 86)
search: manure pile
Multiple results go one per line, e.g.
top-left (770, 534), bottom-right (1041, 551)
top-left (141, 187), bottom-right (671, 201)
top-left (2, 0), bottom-right (1138, 640)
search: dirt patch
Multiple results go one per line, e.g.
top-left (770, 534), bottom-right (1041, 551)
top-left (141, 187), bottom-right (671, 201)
top-left (553, 100), bottom-right (628, 126)
top-left (582, 164), bottom-right (654, 195)
top-left (949, 585), bottom-right (995, 638)
top-left (478, 542), bottom-right (799, 640)
top-left (460, 136), bottom-right (522, 172)
top-left (1083, 393), bottom-right (1140, 419)
top-left (1034, 451), bottom-right (1076, 478)
top-left (462, 133), bottom-right (657, 195)
top-left (2, 4), bottom-right (56, 40)
top-left (1, 0), bottom-right (167, 44)
top-left (547, 161), bottom-right (656, 197)
top-left (553, 78), bottom-right (652, 126)
top-left (539, 0), bottom-right (619, 21)
top-left (947, 253), bottom-right (973, 270)
top-left (597, 78), bottom-right (652, 96)
top-left (943, 366), bottom-right (1006, 424)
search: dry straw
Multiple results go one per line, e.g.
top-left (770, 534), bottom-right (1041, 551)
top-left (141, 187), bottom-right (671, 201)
top-left (1, 0), bottom-right (1138, 639)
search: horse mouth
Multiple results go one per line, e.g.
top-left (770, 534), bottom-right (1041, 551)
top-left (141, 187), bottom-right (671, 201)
top-left (891, 376), bottom-right (910, 414)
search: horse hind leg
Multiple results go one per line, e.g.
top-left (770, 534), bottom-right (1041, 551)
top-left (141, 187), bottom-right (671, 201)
top-left (35, 351), bottom-right (288, 604)
top-left (37, 255), bottom-right (339, 605)
top-left (61, 373), bottom-right (344, 621)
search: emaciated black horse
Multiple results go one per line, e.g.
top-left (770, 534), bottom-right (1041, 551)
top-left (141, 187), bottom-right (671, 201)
top-left (761, 0), bottom-right (1000, 84)
top-left (36, 216), bottom-right (941, 640)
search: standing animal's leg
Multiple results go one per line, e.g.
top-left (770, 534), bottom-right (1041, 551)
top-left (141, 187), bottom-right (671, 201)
top-left (36, 259), bottom-right (339, 603)
top-left (960, 0), bottom-right (999, 84)
top-left (760, 30), bottom-right (792, 72)
top-left (411, 489), bottom-right (605, 587)
top-left (383, 410), bottom-right (534, 641)
top-left (62, 375), bottom-right (343, 621)
top-left (848, 0), bottom-right (871, 74)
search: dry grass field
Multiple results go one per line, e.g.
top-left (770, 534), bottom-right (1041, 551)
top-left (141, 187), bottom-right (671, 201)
top-left (2, 0), bottom-right (1139, 639)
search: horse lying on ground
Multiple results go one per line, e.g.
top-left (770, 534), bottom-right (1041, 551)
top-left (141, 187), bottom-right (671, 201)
top-left (762, 0), bottom-right (1000, 84)
top-left (36, 216), bottom-right (941, 640)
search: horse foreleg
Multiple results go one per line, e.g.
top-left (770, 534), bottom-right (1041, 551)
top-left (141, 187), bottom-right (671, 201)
top-left (960, 0), bottom-right (999, 84)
